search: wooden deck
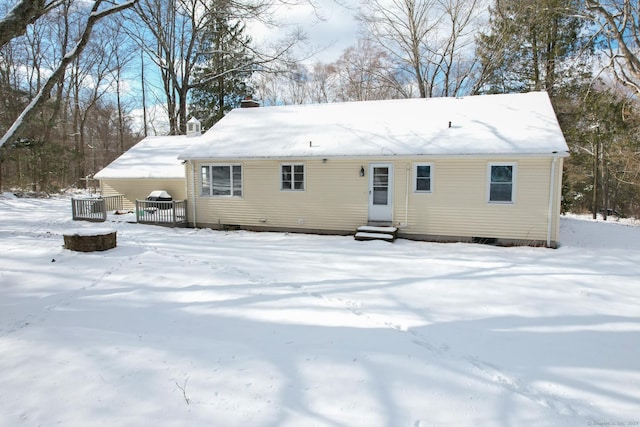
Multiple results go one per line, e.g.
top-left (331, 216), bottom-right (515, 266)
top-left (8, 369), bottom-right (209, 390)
top-left (135, 199), bottom-right (188, 227)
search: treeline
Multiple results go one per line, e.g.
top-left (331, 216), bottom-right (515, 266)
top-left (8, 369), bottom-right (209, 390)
top-left (1, 0), bottom-right (639, 218)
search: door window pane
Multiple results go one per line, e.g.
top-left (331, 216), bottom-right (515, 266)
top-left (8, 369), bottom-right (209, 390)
top-left (373, 167), bottom-right (389, 205)
top-left (373, 188), bottom-right (388, 205)
top-left (373, 167), bottom-right (388, 186)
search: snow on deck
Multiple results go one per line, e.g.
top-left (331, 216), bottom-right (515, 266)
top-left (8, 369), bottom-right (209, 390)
top-left (179, 92), bottom-right (569, 160)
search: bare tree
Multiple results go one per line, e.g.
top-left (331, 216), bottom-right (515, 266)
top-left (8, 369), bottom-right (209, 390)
top-left (307, 61), bottom-right (337, 103)
top-left (0, 0), bottom-right (63, 48)
top-left (282, 63), bottom-right (309, 104)
top-left (102, 16), bottom-right (137, 153)
top-left (250, 71), bottom-right (281, 106)
top-left (586, 1), bottom-right (640, 96)
top-left (358, 0), bottom-right (484, 98)
top-left (359, 0), bottom-right (441, 98)
top-left (431, 0), bottom-right (482, 96)
top-left (69, 20), bottom-right (126, 180)
top-left (0, 0), bottom-right (138, 149)
top-left (132, 0), bottom-right (309, 134)
top-left (334, 38), bottom-right (407, 101)
top-left (250, 39), bottom-right (409, 105)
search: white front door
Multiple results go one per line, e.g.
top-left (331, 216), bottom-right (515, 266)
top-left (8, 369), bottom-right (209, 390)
top-left (368, 163), bottom-right (393, 223)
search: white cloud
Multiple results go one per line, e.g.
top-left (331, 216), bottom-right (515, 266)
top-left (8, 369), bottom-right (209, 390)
top-left (129, 103), bottom-right (170, 136)
top-left (249, 0), bottom-right (360, 64)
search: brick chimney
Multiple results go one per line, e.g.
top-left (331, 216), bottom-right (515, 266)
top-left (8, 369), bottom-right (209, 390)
top-left (240, 96), bottom-right (259, 108)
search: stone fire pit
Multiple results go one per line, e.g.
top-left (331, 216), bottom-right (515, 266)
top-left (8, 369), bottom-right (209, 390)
top-left (63, 228), bottom-right (117, 252)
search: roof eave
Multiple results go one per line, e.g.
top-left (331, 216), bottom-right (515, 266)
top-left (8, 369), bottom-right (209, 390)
top-left (179, 151), bottom-right (570, 161)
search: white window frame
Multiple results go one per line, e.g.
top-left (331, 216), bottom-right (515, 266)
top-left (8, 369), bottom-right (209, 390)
top-left (200, 164), bottom-right (243, 197)
top-left (487, 162), bottom-right (516, 204)
top-left (281, 163), bottom-right (305, 191)
top-left (413, 162), bottom-right (434, 193)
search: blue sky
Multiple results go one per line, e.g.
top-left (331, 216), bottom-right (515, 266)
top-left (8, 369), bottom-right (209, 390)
top-left (129, 1), bottom-right (362, 134)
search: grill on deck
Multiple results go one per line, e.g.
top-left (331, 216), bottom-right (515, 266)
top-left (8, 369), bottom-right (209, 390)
top-left (136, 191), bottom-right (187, 227)
top-left (146, 190), bottom-right (172, 208)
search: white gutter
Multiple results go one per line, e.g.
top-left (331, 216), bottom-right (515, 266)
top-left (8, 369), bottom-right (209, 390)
top-left (179, 152), bottom-right (571, 162)
top-left (547, 155), bottom-right (559, 247)
top-left (189, 160), bottom-right (197, 228)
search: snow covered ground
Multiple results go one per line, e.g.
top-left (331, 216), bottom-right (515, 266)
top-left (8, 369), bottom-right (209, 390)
top-left (1, 193), bottom-right (639, 427)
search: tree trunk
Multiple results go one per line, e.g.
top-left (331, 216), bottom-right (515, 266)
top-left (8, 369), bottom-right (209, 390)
top-left (592, 138), bottom-right (599, 219)
top-left (0, 0), bottom-right (48, 49)
top-left (0, 0), bottom-right (138, 149)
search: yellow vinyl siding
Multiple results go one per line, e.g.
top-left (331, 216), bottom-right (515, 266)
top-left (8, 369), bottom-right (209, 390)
top-left (99, 178), bottom-right (187, 211)
top-left (187, 156), bottom-right (562, 244)
top-left (190, 159), bottom-right (369, 231)
top-left (401, 157), bottom-right (557, 242)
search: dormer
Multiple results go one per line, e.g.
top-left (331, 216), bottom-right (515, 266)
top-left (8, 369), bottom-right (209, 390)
top-left (186, 117), bottom-right (201, 137)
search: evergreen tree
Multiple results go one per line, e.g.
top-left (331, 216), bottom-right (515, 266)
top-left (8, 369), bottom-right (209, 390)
top-left (557, 83), bottom-right (640, 218)
top-left (189, 1), bottom-right (254, 130)
top-left (474, 0), bottom-right (588, 95)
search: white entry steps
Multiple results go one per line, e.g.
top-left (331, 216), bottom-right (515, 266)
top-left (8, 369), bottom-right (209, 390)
top-left (354, 225), bottom-right (398, 242)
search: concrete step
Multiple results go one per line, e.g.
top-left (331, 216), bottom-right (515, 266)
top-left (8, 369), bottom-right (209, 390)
top-left (357, 225), bottom-right (398, 234)
top-left (354, 225), bottom-right (398, 242)
top-left (354, 232), bottom-right (395, 241)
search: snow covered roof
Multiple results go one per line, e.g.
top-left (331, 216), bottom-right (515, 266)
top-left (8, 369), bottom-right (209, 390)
top-left (178, 92), bottom-right (569, 160)
top-left (95, 135), bottom-right (195, 179)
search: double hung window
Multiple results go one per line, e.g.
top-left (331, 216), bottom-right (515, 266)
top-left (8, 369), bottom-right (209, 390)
top-left (281, 164), bottom-right (305, 191)
top-left (414, 163), bottom-right (433, 192)
top-left (488, 163), bottom-right (515, 203)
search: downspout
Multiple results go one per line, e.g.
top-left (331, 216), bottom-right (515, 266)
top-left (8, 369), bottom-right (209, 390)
top-left (547, 155), bottom-right (558, 247)
top-left (189, 160), bottom-right (197, 228)
top-left (405, 164), bottom-right (410, 227)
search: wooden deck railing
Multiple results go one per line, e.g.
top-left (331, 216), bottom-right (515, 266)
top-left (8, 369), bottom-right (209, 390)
top-left (71, 197), bottom-right (107, 222)
top-left (71, 194), bottom-right (124, 222)
top-left (72, 195), bottom-right (186, 227)
top-left (103, 194), bottom-right (124, 211)
top-left (135, 199), bottom-right (187, 227)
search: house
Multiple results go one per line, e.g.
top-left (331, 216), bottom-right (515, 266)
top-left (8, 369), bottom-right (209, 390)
top-left (94, 118), bottom-right (201, 210)
top-left (177, 92), bottom-right (569, 247)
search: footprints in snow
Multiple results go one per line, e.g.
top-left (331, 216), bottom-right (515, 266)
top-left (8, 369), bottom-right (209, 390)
top-left (297, 284), bottom-right (451, 355)
top-left (296, 284), bottom-right (583, 416)
top-left (465, 355), bottom-right (584, 416)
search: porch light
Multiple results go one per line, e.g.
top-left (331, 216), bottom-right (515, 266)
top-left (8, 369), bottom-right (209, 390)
top-left (360, 166), bottom-right (365, 177)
